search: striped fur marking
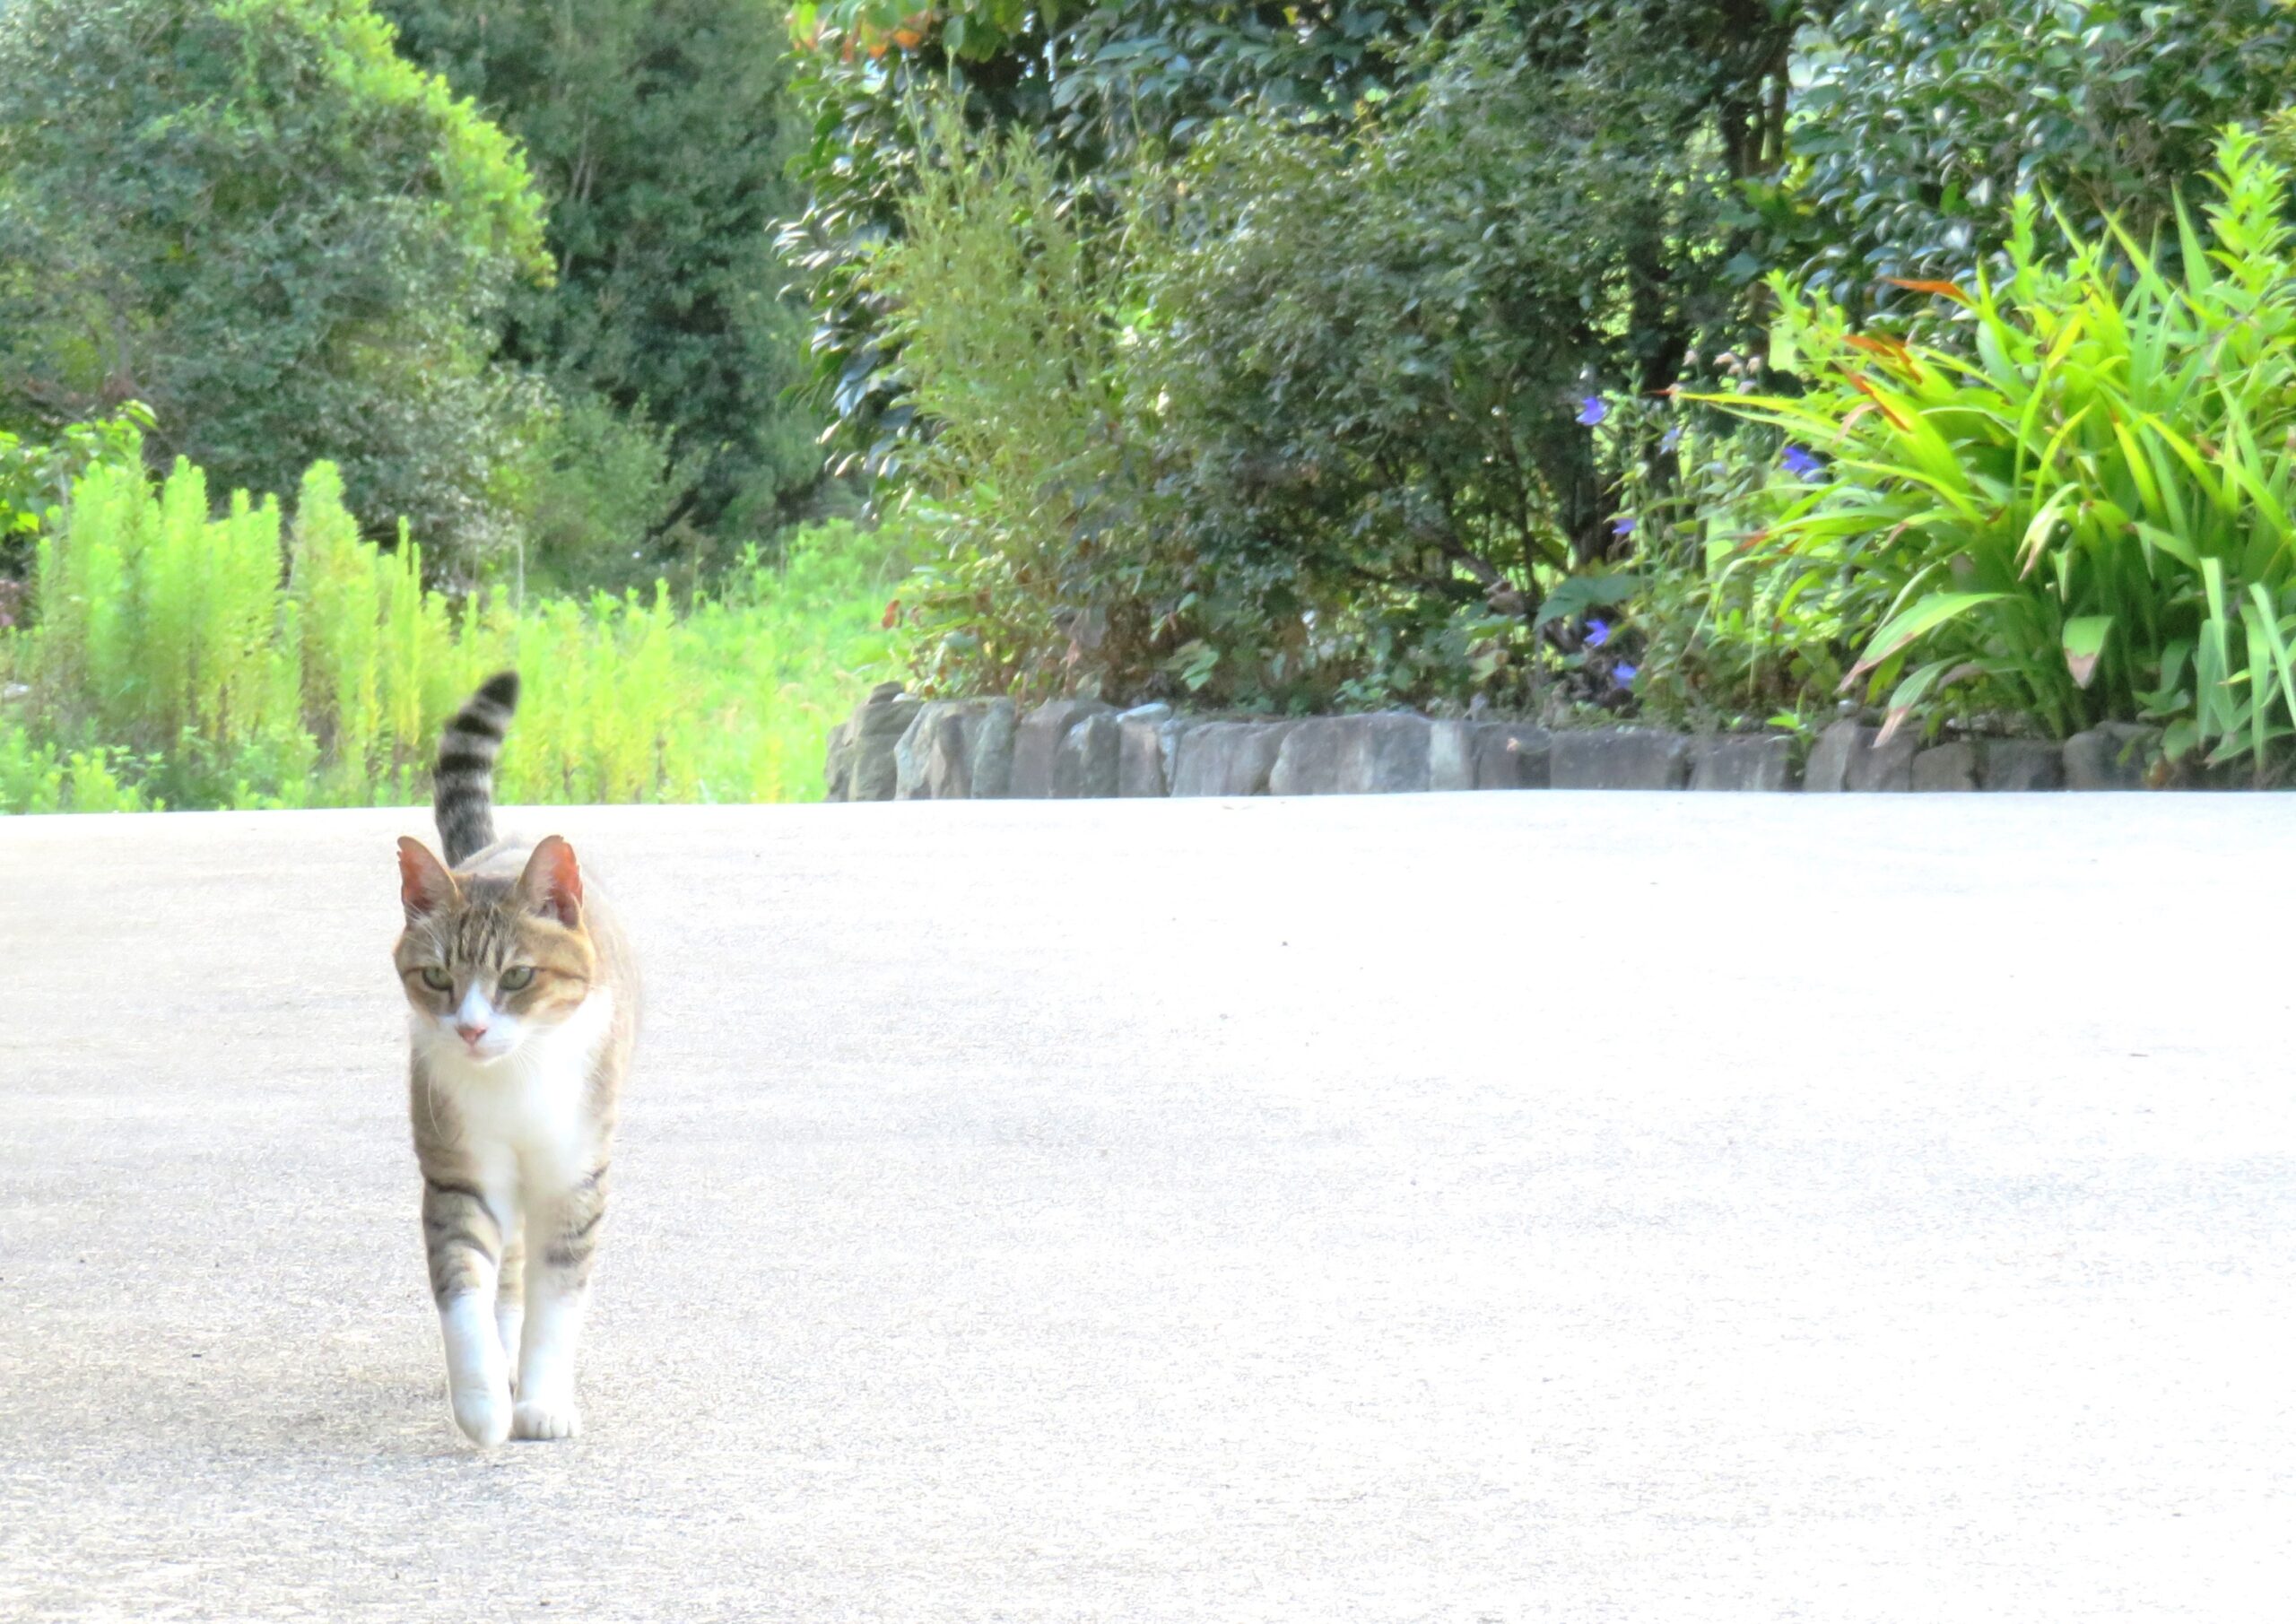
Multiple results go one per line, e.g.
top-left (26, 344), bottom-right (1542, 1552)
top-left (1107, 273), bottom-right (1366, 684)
top-left (432, 670), bottom-right (520, 866)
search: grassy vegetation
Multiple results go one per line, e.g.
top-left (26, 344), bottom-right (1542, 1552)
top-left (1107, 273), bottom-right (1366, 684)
top-left (0, 456), bottom-right (908, 813)
top-left (1703, 128), bottom-right (2296, 776)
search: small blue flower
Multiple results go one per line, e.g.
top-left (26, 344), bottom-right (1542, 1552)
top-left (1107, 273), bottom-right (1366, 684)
top-left (1576, 396), bottom-right (1608, 427)
top-left (1585, 619), bottom-right (1610, 648)
top-left (1613, 517), bottom-right (1636, 537)
top-left (1658, 425), bottom-right (1683, 453)
top-left (1782, 444), bottom-right (1823, 479)
top-left (1613, 663), bottom-right (1639, 682)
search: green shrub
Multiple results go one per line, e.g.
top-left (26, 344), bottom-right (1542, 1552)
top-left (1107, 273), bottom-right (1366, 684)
top-left (0, 0), bottom-right (551, 573)
top-left (0, 406), bottom-right (152, 582)
top-left (2, 456), bottom-right (909, 812)
top-left (0, 727), bottom-right (64, 813)
top-left (1126, 5), bottom-right (1780, 709)
top-left (778, 2), bottom-right (1445, 487)
top-left (860, 104), bottom-right (1152, 702)
top-left (860, 0), bottom-right (1807, 713)
top-left (1710, 126), bottom-right (2296, 777)
top-left (1793, 0), bottom-right (2296, 309)
top-left (1604, 395), bottom-right (1844, 734)
top-left (514, 391), bottom-right (691, 598)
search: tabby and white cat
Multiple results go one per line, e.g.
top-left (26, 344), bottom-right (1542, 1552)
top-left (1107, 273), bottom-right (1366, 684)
top-left (392, 672), bottom-right (639, 1445)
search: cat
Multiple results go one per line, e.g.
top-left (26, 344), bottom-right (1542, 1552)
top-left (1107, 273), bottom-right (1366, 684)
top-left (391, 671), bottom-right (639, 1445)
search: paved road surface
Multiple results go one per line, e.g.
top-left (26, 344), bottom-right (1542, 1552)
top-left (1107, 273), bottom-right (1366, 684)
top-left (1, 795), bottom-right (2291, 1621)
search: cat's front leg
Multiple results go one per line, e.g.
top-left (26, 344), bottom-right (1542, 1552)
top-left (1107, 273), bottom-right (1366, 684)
top-left (424, 1177), bottom-right (513, 1446)
top-left (513, 1162), bottom-right (606, 1441)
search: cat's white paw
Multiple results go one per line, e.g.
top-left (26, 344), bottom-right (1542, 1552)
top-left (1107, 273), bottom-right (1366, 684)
top-left (512, 1395), bottom-right (581, 1441)
top-left (451, 1381), bottom-right (513, 1446)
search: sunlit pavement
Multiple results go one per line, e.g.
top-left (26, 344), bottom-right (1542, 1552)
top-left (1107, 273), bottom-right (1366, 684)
top-left (3, 795), bottom-right (2291, 1621)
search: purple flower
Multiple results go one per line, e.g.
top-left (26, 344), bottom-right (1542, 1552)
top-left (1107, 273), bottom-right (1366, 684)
top-left (1613, 517), bottom-right (1636, 537)
top-left (1781, 444), bottom-right (1823, 479)
top-left (1658, 425), bottom-right (1683, 454)
top-left (1576, 396), bottom-right (1608, 427)
top-left (1585, 618), bottom-right (1610, 648)
top-left (1613, 663), bottom-right (1639, 682)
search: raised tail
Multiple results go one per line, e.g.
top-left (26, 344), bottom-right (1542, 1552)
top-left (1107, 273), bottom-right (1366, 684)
top-left (433, 671), bottom-right (519, 865)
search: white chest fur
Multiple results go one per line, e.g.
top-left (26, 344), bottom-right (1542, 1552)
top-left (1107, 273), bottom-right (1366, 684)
top-left (416, 991), bottom-right (614, 1203)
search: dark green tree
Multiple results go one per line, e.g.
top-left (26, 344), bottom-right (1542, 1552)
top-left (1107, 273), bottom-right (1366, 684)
top-left (380, 0), bottom-right (827, 578)
top-left (0, 0), bottom-right (552, 568)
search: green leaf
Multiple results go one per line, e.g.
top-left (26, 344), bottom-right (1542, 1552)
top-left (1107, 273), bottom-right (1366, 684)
top-left (2061, 615), bottom-right (2112, 689)
top-left (2014, 486), bottom-right (2076, 579)
top-left (1876, 656), bottom-right (1986, 743)
top-left (1531, 573), bottom-right (1645, 632)
top-left (2244, 584), bottom-right (2296, 751)
top-left (2131, 520), bottom-right (2199, 572)
top-left (1848, 592), bottom-right (2009, 682)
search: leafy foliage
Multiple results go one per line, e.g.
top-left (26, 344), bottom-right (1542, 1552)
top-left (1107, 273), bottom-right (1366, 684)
top-left (1610, 407), bottom-right (1846, 733)
top-left (842, 7), bottom-right (1810, 709)
top-left (1713, 128), bottom-right (2296, 777)
top-left (1793, 0), bottom-right (2296, 308)
top-left (778, 0), bottom-right (2296, 740)
top-left (778, 2), bottom-right (1453, 481)
top-left (378, 0), bottom-right (828, 568)
top-left (0, 0), bottom-right (552, 572)
top-left (2, 450), bottom-right (911, 812)
top-left (0, 406), bottom-right (154, 585)
top-left (510, 390), bottom-right (687, 598)
top-left (1139, 7), bottom-right (1779, 603)
top-left (859, 109), bottom-right (1144, 700)
top-left (864, 96), bottom-right (1539, 710)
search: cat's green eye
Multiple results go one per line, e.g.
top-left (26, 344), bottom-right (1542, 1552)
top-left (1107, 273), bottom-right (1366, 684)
top-left (498, 966), bottom-right (535, 993)
top-left (419, 967), bottom-right (453, 992)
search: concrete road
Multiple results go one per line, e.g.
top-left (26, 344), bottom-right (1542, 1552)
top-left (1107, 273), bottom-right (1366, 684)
top-left (1, 795), bottom-right (2291, 1621)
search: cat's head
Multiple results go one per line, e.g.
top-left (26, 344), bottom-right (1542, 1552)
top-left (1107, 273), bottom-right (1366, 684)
top-left (393, 835), bottom-right (597, 1067)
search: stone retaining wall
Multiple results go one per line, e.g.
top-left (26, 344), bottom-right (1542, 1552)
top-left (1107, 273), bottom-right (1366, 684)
top-left (822, 683), bottom-right (2156, 800)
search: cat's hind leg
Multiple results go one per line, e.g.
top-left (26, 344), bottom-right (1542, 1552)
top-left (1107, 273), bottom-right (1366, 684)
top-left (496, 1224), bottom-right (525, 1385)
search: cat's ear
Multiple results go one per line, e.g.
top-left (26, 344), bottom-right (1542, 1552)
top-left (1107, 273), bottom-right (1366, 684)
top-left (397, 838), bottom-right (457, 923)
top-left (517, 835), bottom-right (584, 928)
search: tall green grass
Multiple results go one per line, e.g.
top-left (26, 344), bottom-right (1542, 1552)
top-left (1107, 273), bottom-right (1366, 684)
top-left (1710, 126), bottom-right (2296, 777)
top-left (0, 456), bottom-right (908, 812)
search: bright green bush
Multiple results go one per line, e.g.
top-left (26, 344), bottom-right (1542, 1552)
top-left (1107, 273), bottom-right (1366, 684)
top-left (0, 406), bottom-right (152, 580)
top-left (1709, 126), bottom-right (2296, 777)
top-left (1, 456), bottom-right (909, 812)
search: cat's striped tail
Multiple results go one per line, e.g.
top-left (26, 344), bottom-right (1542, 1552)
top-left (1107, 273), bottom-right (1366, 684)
top-left (433, 671), bottom-right (519, 866)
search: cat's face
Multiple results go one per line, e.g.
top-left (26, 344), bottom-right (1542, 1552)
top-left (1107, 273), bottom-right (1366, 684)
top-left (394, 836), bottom-right (597, 1067)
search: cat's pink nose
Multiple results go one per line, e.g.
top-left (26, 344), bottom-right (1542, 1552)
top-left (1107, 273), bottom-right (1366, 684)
top-left (456, 1021), bottom-right (488, 1045)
